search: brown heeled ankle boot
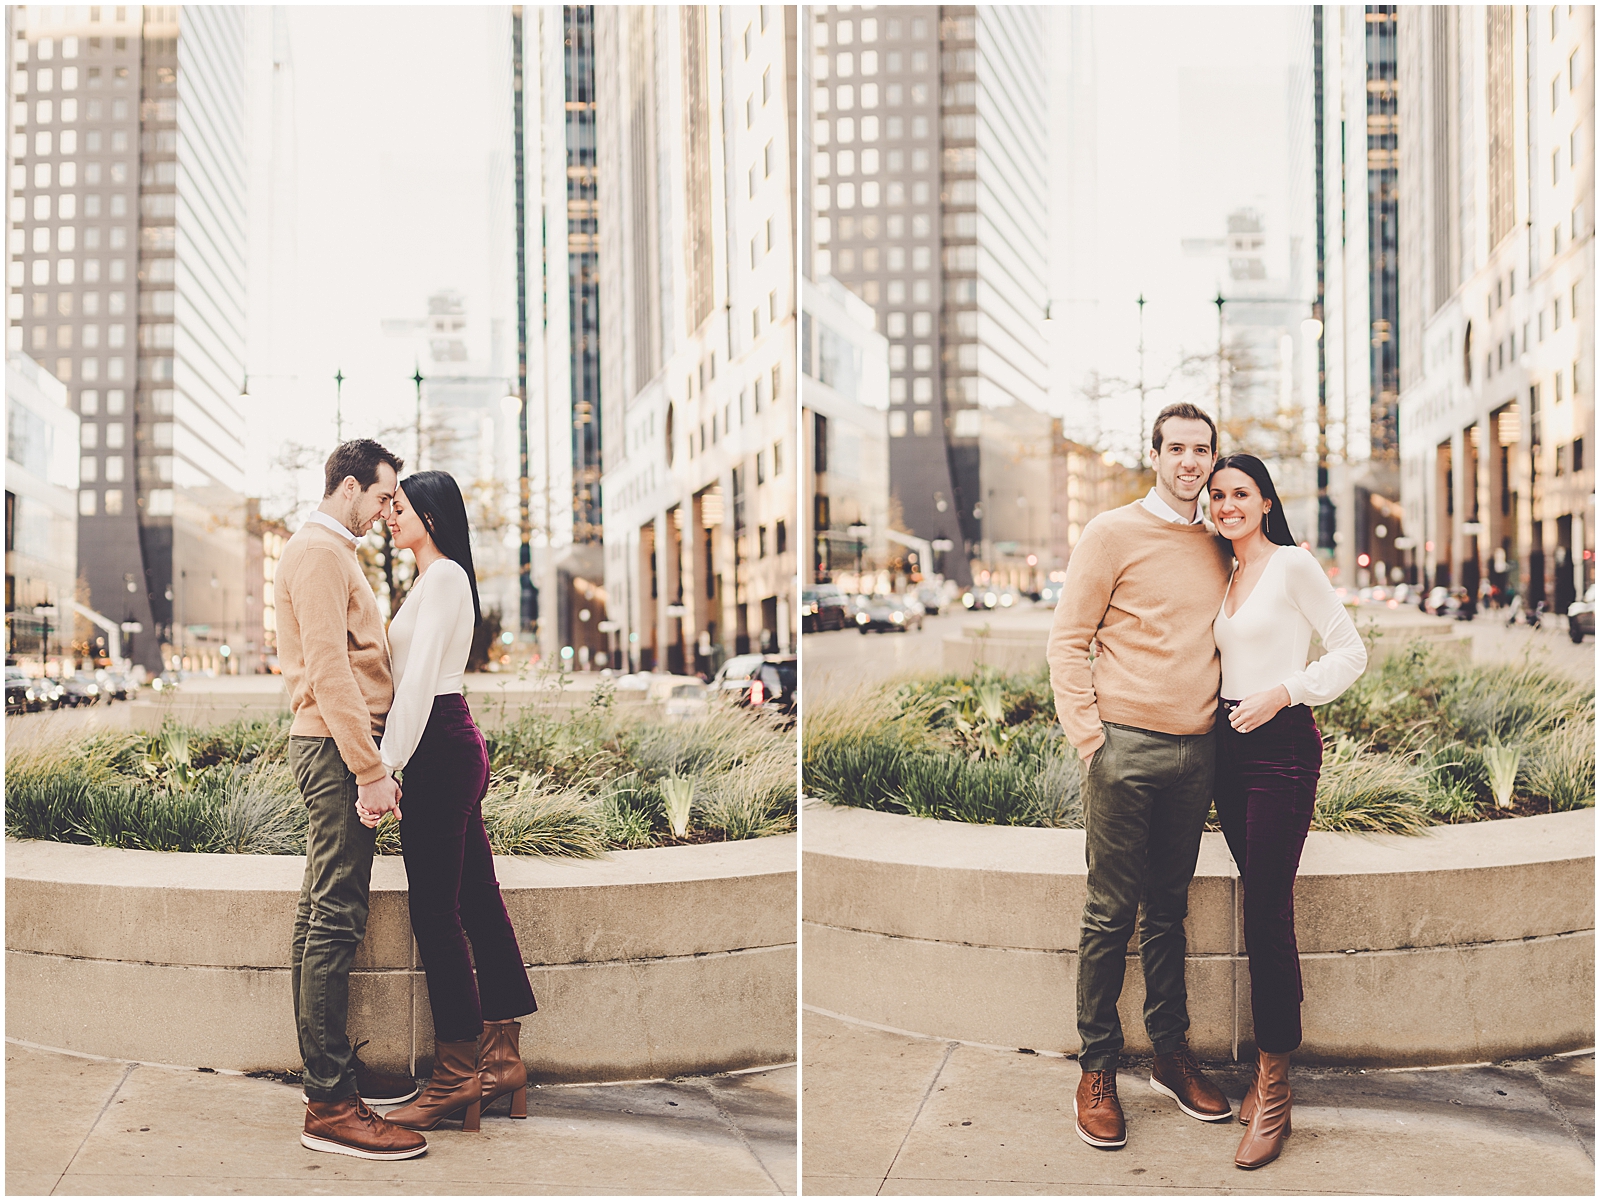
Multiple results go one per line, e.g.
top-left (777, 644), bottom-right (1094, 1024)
top-left (385, 1039), bottom-right (483, 1132)
top-left (477, 1019), bottom-right (528, 1119)
top-left (1235, 1050), bottom-right (1292, 1169)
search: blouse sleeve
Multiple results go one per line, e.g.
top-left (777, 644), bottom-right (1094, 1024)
top-left (1279, 548), bottom-right (1368, 707)
top-left (380, 563), bottom-right (472, 773)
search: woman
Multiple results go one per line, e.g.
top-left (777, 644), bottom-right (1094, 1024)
top-left (356, 470), bottom-right (538, 1132)
top-left (1207, 454), bottom-right (1366, 1170)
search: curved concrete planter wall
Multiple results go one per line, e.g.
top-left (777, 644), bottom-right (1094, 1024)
top-left (803, 806), bottom-right (1593, 1066)
top-left (6, 835), bottom-right (795, 1083)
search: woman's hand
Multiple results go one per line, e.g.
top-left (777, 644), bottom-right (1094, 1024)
top-left (1229, 685), bottom-right (1291, 734)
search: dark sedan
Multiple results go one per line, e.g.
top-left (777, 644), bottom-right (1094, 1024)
top-left (853, 595), bottom-right (924, 634)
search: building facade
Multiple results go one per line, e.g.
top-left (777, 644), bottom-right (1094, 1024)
top-left (5, 353), bottom-right (79, 668)
top-left (801, 272), bottom-right (890, 585)
top-left (1396, 5), bottom-right (1594, 610)
top-left (805, 5), bottom-right (1048, 584)
top-left (590, 5), bottom-right (797, 675)
top-left (6, 4), bottom-right (250, 673)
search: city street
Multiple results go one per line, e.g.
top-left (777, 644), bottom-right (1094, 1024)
top-left (802, 600), bottom-right (1595, 702)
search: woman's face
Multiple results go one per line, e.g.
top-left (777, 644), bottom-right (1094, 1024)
top-left (386, 485), bottom-right (432, 554)
top-left (1208, 467), bottom-right (1270, 543)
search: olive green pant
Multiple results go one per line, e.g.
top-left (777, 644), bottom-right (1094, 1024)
top-left (1076, 720), bottom-right (1215, 1072)
top-left (288, 735), bottom-right (378, 1103)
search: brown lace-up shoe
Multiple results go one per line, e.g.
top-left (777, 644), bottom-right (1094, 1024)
top-left (301, 1095), bottom-right (427, 1160)
top-left (353, 1040), bottom-right (421, 1106)
top-left (1073, 1069), bottom-right (1126, 1148)
top-left (1150, 1044), bottom-right (1233, 1122)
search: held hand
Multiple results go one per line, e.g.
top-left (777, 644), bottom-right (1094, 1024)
top-left (1229, 685), bottom-right (1291, 734)
top-left (357, 775), bottom-right (401, 827)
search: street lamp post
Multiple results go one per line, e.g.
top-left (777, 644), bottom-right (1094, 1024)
top-left (847, 524), bottom-right (869, 581)
top-left (1213, 292), bottom-right (1227, 431)
top-left (412, 365), bottom-right (425, 470)
top-left (334, 368), bottom-right (345, 443)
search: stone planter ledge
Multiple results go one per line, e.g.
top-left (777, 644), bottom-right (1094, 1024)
top-left (6, 834), bottom-right (796, 1083)
top-left (802, 805), bottom-right (1593, 1066)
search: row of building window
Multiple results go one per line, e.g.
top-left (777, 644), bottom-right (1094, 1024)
top-left (13, 96), bottom-right (140, 123)
top-left (18, 322), bottom-right (130, 348)
top-left (10, 288), bottom-right (130, 316)
top-left (823, 243), bottom-right (935, 271)
top-left (77, 486), bottom-right (175, 518)
top-left (11, 65), bottom-right (133, 93)
top-left (13, 192), bottom-right (136, 219)
top-left (813, 50), bottom-right (932, 81)
top-left (813, 82), bottom-right (933, 114)
top-left (812, 114), bottom-right (929, 145)
top-left (14, 161), bottom-right (130, 188)
top-left (813, 180), bottom-right (933, 211)
top-left (815, 147), bottom-right (933, 177)
top-left (818, 214), bottom-right (933, 242)
top-left (814, 17), bottom-right (934, 47)
top-left (9, 256), bottom-right (136, 285)
top-left (12, 226), bottom-right (132, 253)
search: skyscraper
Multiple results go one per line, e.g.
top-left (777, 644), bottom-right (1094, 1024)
top-left (5, 4), bottom-right (249, 672)
top-left (806, 5), bottom-right (1047, 584)
top-left (589, 5), bottom-right (798, 672)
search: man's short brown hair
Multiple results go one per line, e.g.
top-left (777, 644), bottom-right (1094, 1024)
top-left (323, 439), bottom-right (404, 497)
top-left (1151, 403), bottom-right (1218, 455)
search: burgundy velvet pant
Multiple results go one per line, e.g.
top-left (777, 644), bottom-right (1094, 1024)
top-left (1214, 701), bottom-right (1323, 1054)
top-left (399, 694), bottom-right (536, 1044)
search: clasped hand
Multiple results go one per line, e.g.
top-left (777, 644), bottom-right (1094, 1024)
top-left (355, 775), bottom-right (403, 829)
top-left (1228, 685), bottom-right (1291, 734)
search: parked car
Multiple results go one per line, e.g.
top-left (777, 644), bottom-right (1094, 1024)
top-left (1568, 584), bottom-right (1596, 643)
top-left (802, 585), bottom-right (852, 632)
top-left (854, 595), bottom-right (924, 634)
top-left (912, 583), bottom-right (946, 616)
top-left (59, 674), bottom-right (102, 707)
top-left (710, 654), bottom-right (797, 720)
top-left (95, 670), bottom-right (132, 701)
top-left (6, 668), bottom-right (37, 714)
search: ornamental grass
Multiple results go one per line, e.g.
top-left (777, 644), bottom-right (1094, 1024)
top-left (5, 686), bottom-right (794, 857)
top-left (802, 638), bottom-right (1594, 835)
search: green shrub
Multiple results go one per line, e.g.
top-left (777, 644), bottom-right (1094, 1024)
top-left (1522, 719), bottom-right (1597, 812)
top-left (1310, 740), bottom-right (1433, 834)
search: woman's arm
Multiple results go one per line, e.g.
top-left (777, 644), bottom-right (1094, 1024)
top-left (1280, 548), bottom-right (1368, 706)
top-left (379, 563), bottom-right (473, 774)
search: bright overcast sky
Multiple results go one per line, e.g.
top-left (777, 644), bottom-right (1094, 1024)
top-left (1049, 5), bottom-right (1304, 456)
top-left (243, 6), bottom-right (512, 517)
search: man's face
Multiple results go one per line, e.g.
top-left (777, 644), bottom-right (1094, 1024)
top-left (1148, 418), bottom-right (1215, 507)
top-left (344, 464), bottom-right (397, 536)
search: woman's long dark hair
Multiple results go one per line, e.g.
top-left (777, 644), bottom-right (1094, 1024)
top-left (399, 470), bottom-right (482, 624)
top-left (1209, 453), bottom-right (1297, 547)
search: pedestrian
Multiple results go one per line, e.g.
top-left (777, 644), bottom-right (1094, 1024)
top-left (276, 439), bottom-right (428, 1161)
top-left (1047, 402), bottom-right (1237, 1151)
top-left (1208, 453), bottom-right (1366, 1169)
top-left (370, 470), bottom-right (538, 1133)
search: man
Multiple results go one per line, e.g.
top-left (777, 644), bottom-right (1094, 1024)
top-left (277, 439), bottom-right (426, 1161)
top-left (1047, 403), bottom-right (1235, 1150)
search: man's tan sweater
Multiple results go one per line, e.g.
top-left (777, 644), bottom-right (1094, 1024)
top-left (1047, 502), bottom-right (1233, 758)
top-left (274, 520), bottom-right (392, 785)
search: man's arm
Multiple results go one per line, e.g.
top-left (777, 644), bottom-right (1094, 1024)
top-left (1046, 523), bottom-right (1116, 760)
top-left (292, 548), bottom-right (388, 785)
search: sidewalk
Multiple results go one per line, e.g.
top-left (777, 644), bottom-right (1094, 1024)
top-left (802, 1011), bottom-right (1594, 1196)
top-left (5, 1041), bottom-right (795, 1196)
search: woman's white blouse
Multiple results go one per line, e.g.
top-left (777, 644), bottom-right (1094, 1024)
top-left (379, 558), bottom-right (474, 772)
top-left (1214, 544), bottom-right (1367, 706)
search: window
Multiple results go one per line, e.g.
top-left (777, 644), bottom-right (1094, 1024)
top-left (1572, 437), bottom-right (1584, 473)
top-left (1571, 49), bottom-right (1580, 90)
top-left (772, 439), bottom-right (783, 476)
top-left (1553, 149), bottom-right (1560, 183)
top-left (912, 409), bottom-right (932, 436)
top-left (1555, 298), bottom-right (1563, 329)
top-left (105, 422), bottom-right (123, 449)
top-left (81, 423), bottom-right (98, 449)
top-left (757, 526), bottom-right (767, 558)
top-left (762, 67), bottom-right (771, 104)
top-left (79, 454), bottom-right (96, 482)
top-left (1573, 128), bottom-right (1581, 167)
top-left (103, 455), bottom-right (122, 482)
top-left (79, 390), bottom-right (98, 415)
top-left (1553, 74), bottom-right (1562, 110)
top-left (764, 140), bottom-right (774, 178)
top-left (771, 363), bottom-right (781, 403)
top-left (102, 488), bottom-right (121, 515)
top-left (743, 24), bottom-right (752, 59)
top-left (888, 410), bottom-right (907, 437)
top-left (775, 519), bottom-right (787, 555)
top-left (79, 490), bottom-right (96, 516)
top-left (756, 449), bottom-right (766, 485)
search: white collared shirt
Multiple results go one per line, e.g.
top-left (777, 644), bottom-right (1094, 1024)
top-left (306, 509), bottom-right (363, 546)
top-left (1140, 487), bottom-right (1205, 526)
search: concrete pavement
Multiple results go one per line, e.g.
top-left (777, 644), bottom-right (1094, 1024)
top-left (801, 1011), bottom-right (1594, 1196)
top-left (5, 1040), bottom-right (795, 1196)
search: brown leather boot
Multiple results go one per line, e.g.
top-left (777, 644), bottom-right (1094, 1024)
top-left (1150, 1043), bottom-right (1233, 1121)
top-left (477, 1019), bottom-right (529, 1119)
top-left (1238, 1064), bottom-right (1259, 1126)
top-left (385, 1039), bottom-right (483, 1132)
top-left (301, 1094), bottom-right (427, 1160)
top-left (1073, 1069), bottom-right (1126, 1149)
top-left (1235, 1050), bottom-right (1292, 1169)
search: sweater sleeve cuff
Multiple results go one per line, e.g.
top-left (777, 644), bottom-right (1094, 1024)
top-left (1282, 677), bottom-right (1308, 708)
top-left (354, 764), bottom-right (389, 786)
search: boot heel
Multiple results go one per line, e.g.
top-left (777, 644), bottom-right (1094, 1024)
top-left (509, 1085), bottom-right (527, 1119)
top-left (461, 1099), bottom-right (481, 1133)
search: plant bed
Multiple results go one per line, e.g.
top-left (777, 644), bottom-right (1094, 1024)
top-left (802, 639), bottom-right (1594, 833)
top-left (5, 688), bottom-right (795, 857)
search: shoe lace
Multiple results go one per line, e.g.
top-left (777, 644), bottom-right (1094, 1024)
top-left (1172, 1046), bottom-right (1204, 1081)
top-left (350, 1039), bottom-right (370, 1065)
top-left (1089, 1071), bottom-right (1117, 1106)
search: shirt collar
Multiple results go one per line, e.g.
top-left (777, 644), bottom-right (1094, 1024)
top-left (306, 509), bottom-right (363, 546)
top-left (1141, 488), bottom-right (1205, 526)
